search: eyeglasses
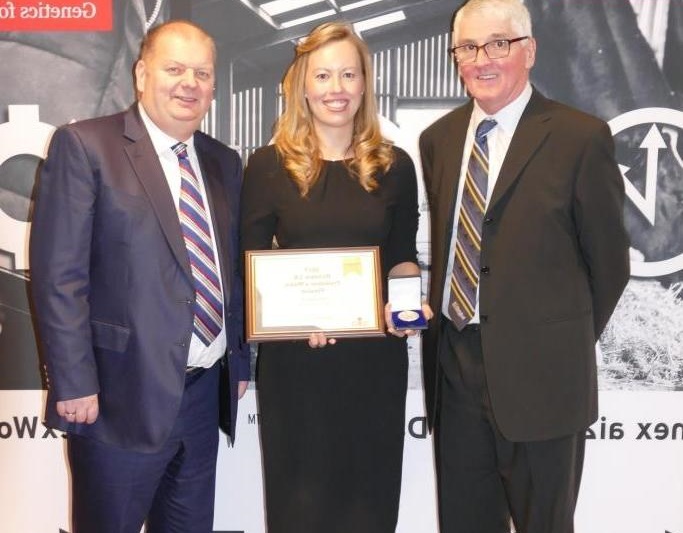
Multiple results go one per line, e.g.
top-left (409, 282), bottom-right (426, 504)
top-left (449, 36), bottom-right (529, 64)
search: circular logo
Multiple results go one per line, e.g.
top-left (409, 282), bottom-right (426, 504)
top-left (608, 107), bottom-right (683, 277)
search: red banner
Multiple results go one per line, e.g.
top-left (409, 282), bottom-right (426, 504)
top-left (0, 0), bottom-right (112, 31)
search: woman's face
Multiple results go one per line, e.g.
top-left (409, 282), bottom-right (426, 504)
top-left (304, 38), bottom-right (365, 137)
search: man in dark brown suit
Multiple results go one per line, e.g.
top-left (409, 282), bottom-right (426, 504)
top-left (419, 1), bottom-right (630, 531)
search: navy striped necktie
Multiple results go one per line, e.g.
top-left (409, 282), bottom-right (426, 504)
top-left (173, 142), bottom-right (223, 346)
top-left (448, 118), bottom-right (497, 330)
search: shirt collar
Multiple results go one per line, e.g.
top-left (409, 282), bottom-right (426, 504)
top-left (471, 82), bottom-right (533, 136)
top-left (137, 102), bottom-right (195, 155)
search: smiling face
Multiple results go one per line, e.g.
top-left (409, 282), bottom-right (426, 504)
top-left (453, 10), bottom-right (535, 115)
top-left (304, 38), bottom-right (365, 139)
top-left (135, 24), bottom-right (215, 141)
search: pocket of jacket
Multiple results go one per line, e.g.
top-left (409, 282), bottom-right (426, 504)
top-left (540, 307), bottom-right (591, 325)
top-left (90, 320), bottom-right (130, 352)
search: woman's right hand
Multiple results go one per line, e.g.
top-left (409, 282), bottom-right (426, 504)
top-left (308, 332), bottom-right (337, 349)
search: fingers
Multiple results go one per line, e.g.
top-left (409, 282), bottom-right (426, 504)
top-left (237, 380), bottom-right (249, 399)
top-left (387, 325), bottom-right (406, 338)
top-left (57, 395), bottom-right (99, 425)
top-left (384, 302), bottom-right (394, 329)
top-left (308, 332), bottom-right (336, 348)
top-left (385, 302), bottom-right (404, 337)
top-left (422, 302), bottom-right (435, 320)
top-left (84, 402), bottom-right (99, 424)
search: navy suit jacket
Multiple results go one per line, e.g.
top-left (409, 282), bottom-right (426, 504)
top-left (30, 106), bottom-right (250, 451)
top-left (420, 89), bottom-right (630, 442)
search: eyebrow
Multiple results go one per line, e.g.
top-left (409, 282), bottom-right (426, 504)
top-left (164, 60), bottom-right (214, 69)
top-left (310, 66), bottom-right (360, 71)
top-left (457, 32), bottom-right (511, 43)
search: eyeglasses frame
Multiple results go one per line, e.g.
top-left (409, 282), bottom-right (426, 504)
top-left (448, 36), bottom-right (530, 63)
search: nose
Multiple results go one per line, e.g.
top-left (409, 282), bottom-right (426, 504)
top-left (473, 46), bottom-right (491, 66)
top-left (181, 69), bottom-right (199, 87)
top-left (330, 74), bottom-right (342, 93)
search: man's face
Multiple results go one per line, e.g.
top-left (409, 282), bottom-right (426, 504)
top-left (135, 27), bottom-right (215, 141)
top-left (453, 11), bottom-right (535, 115)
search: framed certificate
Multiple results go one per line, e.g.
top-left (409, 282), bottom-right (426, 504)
top-left (244, 246), bottom-right (386, 341)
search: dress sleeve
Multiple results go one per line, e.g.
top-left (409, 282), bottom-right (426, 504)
top-left (240, 146), bottom-right (278, 252)
top-left (383, 147), bottom-right (419, 270)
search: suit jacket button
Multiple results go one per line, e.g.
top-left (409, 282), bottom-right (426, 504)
top-left (484, 217), bottom-right (493, 224)
top-left (480, 314), bottom-right (488, 323)
top-left (480, 266), bottom-right (490, 274)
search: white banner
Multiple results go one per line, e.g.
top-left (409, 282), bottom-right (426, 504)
top-left (3, 389), bottom-right (683, 532)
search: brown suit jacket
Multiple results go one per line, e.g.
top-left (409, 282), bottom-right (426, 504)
top-left (420, 89), bottom-right (630, 442)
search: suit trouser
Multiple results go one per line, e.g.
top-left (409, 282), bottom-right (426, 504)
top-left (67, 363), bottom-right (220, 533)
top-left (436, 319), bottom-right (585, 533)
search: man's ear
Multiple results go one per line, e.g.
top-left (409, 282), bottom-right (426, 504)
top-left (134, 59), bottom-right (146, 95)
top-left (525, 37), bottom-right (537, 70)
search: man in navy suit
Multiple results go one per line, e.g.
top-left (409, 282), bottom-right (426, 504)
top-left (30, 20), bottom-right (249, 532)
top-left (420, 1), bottom-right (629, 532)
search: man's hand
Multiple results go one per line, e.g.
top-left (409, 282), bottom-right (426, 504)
top-left (238, 380), bottom-right (249, 399)
top-left (56, 395), bottom-right (99, 424)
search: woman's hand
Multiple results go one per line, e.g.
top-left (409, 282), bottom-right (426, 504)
top-left (385, 302), bottom-right (434, 337)
top-left (308, 332), bottom-right (337, 348)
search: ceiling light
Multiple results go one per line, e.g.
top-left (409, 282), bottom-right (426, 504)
top-left (261, 0), bottom-right (324, 17)
top-left (353, 10), bottom-right (406, 33)
top-left (280, 9), bottom-right (336, 28)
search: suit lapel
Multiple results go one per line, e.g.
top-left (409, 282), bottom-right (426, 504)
top-left (440, 103), bottom-right (472, 248)
top-left (442, 109), bottom-right (472, 225)
top-left (122, 107), bottom-right (193, 280)
top-left (488, 91), bottom-right (552, 212)
top-left (195, 135), bottom-right (232, 306)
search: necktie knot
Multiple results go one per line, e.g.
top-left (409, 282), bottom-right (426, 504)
top-left (172, 142), bottom-right (188, 159)
top-left (475, 119), bottom-right (497, 142)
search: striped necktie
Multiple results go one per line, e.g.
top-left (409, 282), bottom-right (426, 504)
top-left (173, 142), bottom-right (223, 346)
top-left (448, 118), bottom-right (497, 330)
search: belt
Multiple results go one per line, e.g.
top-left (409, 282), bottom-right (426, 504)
top-left (185, 366), bottom-right (206, 377)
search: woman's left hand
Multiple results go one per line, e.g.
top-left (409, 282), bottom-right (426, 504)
top-left (385, 302), bottom-right (434, 338)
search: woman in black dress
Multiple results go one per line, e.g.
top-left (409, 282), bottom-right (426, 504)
top-left (240, 22), bottom-right (431, 533)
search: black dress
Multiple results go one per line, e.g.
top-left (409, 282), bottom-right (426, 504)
top-left (241, 145), bottom-right (419, 533)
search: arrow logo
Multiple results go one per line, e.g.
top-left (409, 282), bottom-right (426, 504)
top-left (621, 123), bottom-right (666, 225)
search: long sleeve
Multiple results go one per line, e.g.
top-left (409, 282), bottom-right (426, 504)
top-left (30, 126), bottom-right (100, 401)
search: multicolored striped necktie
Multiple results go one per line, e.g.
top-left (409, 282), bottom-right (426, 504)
top-left (173, 142), bottom-right (223, 346)
top-left (448, 118), bottom-right (497, 330)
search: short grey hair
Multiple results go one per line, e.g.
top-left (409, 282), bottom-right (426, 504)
top-left (452, 0), bottom-right (532, 44)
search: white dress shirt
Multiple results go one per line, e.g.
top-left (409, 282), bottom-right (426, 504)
top-left (138, 103), bottom-right (226, 367)
top-left (442, 84), bottom-right (533, 321)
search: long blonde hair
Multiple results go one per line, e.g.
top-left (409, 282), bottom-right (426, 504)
top-left (273, 22), bottom-right (394, 197)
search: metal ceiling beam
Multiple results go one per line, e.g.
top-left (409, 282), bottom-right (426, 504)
top-left (214, 0), bottom-right (442, 58)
